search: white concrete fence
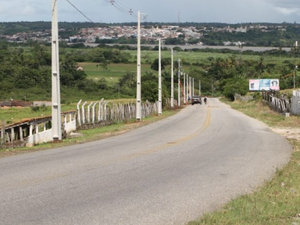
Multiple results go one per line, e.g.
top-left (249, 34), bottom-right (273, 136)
top-left (0, 100), bottom-right (162, 148)
top-left (0, 111), bottom-right (76, 147)
top-left (76, 99), bottom-right (159, 127)
top-left (262, 90), bottom-right (300, 116)
top-left (291, 90), bottom-right (300, 115)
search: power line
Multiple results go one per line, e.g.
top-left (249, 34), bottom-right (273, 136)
top-left (65, 0), bottom-right (95, 23)
top-left (104, 0), bottom-right (137, 19)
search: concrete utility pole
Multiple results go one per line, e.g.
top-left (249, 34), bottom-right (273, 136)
top-left (189, 77), bottom-right (192, 100)
top-left (51, 0), bottom-right (62, 141)
top-left (171, 48), bottom-right (174, 108)
top-left (158, 38), bottom-right (162, 115)
top-left (177, 59), bottom-right (181, 106)
top-left (294, 66), bottom-right (298, 89)
top-left (192, 78), bottom-right (195, 96)
top-left (199, 80), bottom-right (201, 95)
top-left (186, 74), bottom-right (189, 103)
top-left (185, 74), bottom-right (189, 103)
top-left (183, 73), bottom-right (186, 104)
top-left (211, 78), bottom-right (214, 96)
top-left (136, 11), bottom-right (142, 121)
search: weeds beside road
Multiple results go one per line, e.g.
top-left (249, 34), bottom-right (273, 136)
top-left (188, 99), bottom-right (300, 225)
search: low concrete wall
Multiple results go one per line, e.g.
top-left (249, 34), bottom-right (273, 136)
top-left (291, 90), bottom-right (300, 116)
top-left (0, 111), bottom-right (77, 148)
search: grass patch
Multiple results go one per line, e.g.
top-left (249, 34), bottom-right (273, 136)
top-left (188, 99), bottom-right (300, 225)
top-left (78, 62), bottom-right (152, 86)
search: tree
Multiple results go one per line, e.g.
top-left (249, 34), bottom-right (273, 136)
top-left (223, 78), bottom-right (248, 100)
top-left (118, 72), bottom-right (136, 96)
top-left (151, 58), bottom-right (170, 71)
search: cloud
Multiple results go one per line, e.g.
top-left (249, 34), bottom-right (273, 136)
top-left (265, 0), bottom-right (299, 8)
top-left (275, 7), bottom-right (300, 15)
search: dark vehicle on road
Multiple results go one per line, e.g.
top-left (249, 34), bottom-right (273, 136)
top-left (191, 95), bottom-right (202, 105)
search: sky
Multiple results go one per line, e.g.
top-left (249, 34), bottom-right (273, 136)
top-left (0, 0), bottom-right (299, 24)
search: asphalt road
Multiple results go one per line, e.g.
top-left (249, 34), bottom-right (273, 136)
top-left (0, 98), bottom-right (293, 225)
top-left (88, 43), bottom-right (291, 52)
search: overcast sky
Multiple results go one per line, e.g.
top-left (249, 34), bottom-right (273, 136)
top-left (0, 0), bottom-right (299, 24)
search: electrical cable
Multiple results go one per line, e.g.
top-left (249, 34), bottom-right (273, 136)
top-left (65, 0), bottom-right (95, 23)
top-left (103, 0), bottom-right (138, 19)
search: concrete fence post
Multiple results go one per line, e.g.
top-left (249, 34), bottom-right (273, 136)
top-left (87, 102), bottom-right (93, 124)
top-left (92, 102), bottom-right (97, 124)
top-left (98, 98), bottom-right (104, 122)
top-left (104, 101), bottom-right (108, 121)
top-left (1, 120), bottom-right (5, 146)
top-left (82, 101), bottom-right (87, 125)
top-left (77, 99), bottom-right (82, 126)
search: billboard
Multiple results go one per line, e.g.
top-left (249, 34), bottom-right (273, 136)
top-left (249, 79), bottom-right (280, 91)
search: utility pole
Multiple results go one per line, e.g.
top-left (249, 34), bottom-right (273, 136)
top-left (52, 0), bottom-right (62, 141)
top-left (183, 73), bottom-right (186, 104)
top-left (199, 80), bottom-right (201, 95)
top-left (136, 11), bottom-right (142, 121)
top-left (189, 76), bottom-right (192, 101)
top-left (211, 78), bottom-right (214, 96)
top-left (177, 59), bottom-right (181, 106)
top-left (171, 48), bottom-right (174, 108)
top-left (192, 78), bottom-right (195, 96)
top-left (186, 74), bottom-right (189, 103)
top-left (294, 66), bottom-right (298, 89)
top-left (158, 38), bottom-right (162, 115)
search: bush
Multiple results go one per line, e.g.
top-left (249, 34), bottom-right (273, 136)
top-left (223, 78), bottom-right (248, 101)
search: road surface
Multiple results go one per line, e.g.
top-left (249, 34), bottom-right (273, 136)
top-left (82, 43), bottom-right (291, 52)
top-left (0, 98), bottom-right (292, 225)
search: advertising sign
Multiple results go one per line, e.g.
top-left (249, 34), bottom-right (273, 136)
top-left (249, 79), bottom-right (280, 91)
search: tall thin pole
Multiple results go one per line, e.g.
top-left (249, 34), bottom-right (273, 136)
top-left (136, 11), bottom-right (141, 121)
top-left (183, 73), bottom-right (186, 104)
top-left (192, 78), bottom-right (195, 96)
top-left (186, 73), bottom-right (188, 101)
top-left (158, 38), bottom-right (162, 115)
top-left (177, 59), bottom-right (181, 106)
top-left (171, 48), bottom-right (174, 108)
top-left (199, 80), bottom-right (201, 95)
top-left (52, 0), bottom-right (62, 141)
top-left (294, 66), bottom-right (297, 89)
top-left (189, 77), bottom-right (192, 101)
top-left (186, 74), bottom-right (189, 102)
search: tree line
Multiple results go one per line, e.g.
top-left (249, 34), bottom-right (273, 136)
top-left (0, 41), bottom-right (299, 104)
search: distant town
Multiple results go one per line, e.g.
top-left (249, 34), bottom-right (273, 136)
top-left (0, 22), bottom-right (297, 47)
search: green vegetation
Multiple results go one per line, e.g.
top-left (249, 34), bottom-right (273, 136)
top-left (188, 99), bottom-right (300, 225)
top-left (1, 40), bottom-right (300, 104)
top-left (1, 36), bottom-right (300, 125)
